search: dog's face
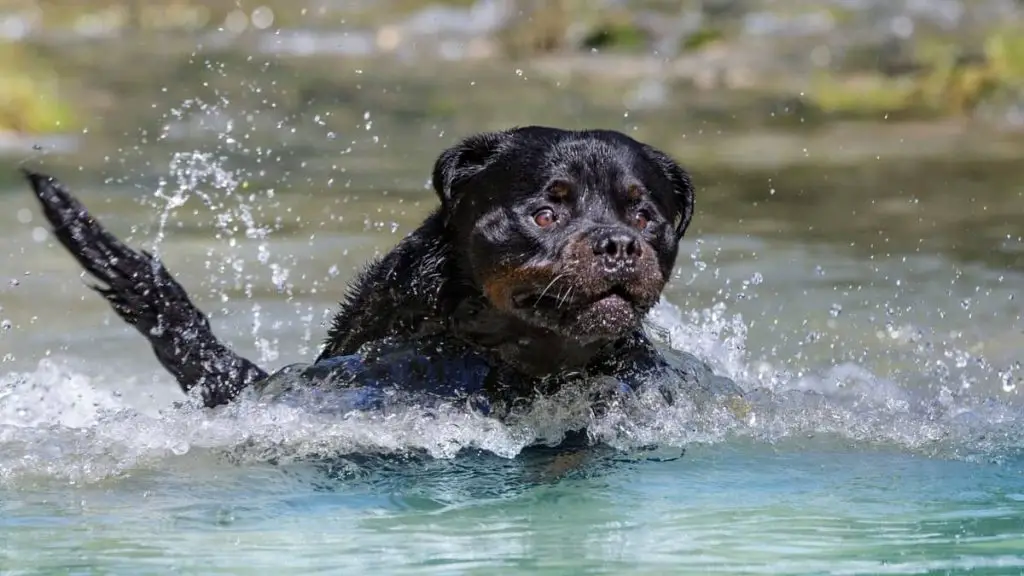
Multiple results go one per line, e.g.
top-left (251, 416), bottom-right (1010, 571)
top-left (432, 126), bottom-right (695, 344)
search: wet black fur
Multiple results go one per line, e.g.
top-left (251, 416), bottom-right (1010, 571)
top-left (23, 126), bottom-right (696, 409)
top-left (22, 170), bottom-right (267, 407)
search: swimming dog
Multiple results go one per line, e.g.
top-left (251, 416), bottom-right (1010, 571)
top-left (24, 126), bottom-right (737, 417)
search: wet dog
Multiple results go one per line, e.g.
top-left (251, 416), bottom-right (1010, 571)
top-left (24, 126), bottom-right (734, 418)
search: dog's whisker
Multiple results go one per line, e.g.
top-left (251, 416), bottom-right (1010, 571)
top-left (557, 284), bottom-right (577, 310)
top-left (552, 285), bottom-right (567, 309)
top-left (534, 274), bottom-right (567, 308)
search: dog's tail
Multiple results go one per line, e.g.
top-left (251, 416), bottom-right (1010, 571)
top-left (22, 169), bottom-right (268, 407)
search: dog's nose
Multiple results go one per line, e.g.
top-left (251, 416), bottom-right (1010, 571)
top-left (592, 229), bottom-right (641, 269)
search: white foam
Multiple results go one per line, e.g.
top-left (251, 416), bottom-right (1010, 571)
top-left (1, 297), bottom-right (1020, 486)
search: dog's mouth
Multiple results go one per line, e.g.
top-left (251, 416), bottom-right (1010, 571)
top-left (511, 285), bottom-right (638, 312)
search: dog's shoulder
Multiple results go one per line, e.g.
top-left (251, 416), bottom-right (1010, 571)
top-left (316, 209), bottom-right (459, 361)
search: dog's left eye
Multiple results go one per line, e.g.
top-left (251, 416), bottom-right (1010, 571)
top-left (634, 210), bottom-right (651, 230)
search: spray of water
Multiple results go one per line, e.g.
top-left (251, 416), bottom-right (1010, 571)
top-left (1, 288), bottom-right (1021, 487)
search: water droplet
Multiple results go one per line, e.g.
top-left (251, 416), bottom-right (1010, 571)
top-left (271, 264), bottom-right (290, 291)
top-left (251, 6), bottom-right (275, 30)
top-left (1000, 363), bottom-right (1020, 393)
top-left (749, 272), bottom-right (764, 285)
top-left (224, 9), bottom-right (248, 33)
top-left (829, 303), bottom-right (843, 318)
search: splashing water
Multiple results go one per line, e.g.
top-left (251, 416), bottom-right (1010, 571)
top-left (0, 288), bottom-right (1020, 487)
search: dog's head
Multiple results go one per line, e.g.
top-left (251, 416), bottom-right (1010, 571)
top-left (432, 126), bottom-right (695, 345)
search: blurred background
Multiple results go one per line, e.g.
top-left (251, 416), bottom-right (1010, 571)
top-left (0, 0), bottom-right (1021, 394)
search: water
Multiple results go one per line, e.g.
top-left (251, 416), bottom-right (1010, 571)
top-left (1, 35), bottom-right (1024, 575)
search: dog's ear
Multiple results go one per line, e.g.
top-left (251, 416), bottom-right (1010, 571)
top-left (642, 145), bottom-right (695, 238)
top-left (431, 130), bottom-right (512, 207)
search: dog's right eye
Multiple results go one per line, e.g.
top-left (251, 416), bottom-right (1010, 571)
top-left (533, 208), bottom-right (557, 228)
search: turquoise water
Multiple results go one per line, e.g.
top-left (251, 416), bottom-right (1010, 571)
top-left (2, 440), bottom-right (1022, 574)
top-left (1, 34), bottom-right (1024, 574)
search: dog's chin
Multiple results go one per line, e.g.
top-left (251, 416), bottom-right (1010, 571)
top-left (509, 286), bottom-right (648, 342)
top-left (565, 291), bottom-right (643, 341)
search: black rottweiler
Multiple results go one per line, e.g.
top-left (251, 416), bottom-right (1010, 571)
top-left (24, 126), bottom-right (739, 419)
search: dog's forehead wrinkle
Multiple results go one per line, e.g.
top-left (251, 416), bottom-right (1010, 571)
top-left (559, 148), bottom-right (630, 182)
top-left (544, 144), bottom-right (648, 213)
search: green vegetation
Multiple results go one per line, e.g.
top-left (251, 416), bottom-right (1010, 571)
top-left (0, 0), bottom-right (484, 32)
top-left (580, 18), bottom-right (649, 52)
top-left (0, 42), bottom-right (78, 134)
top-left (680, 26), bottom-right (724, 52)
top-left (0, 0), bottom-right (1022, 131)
top-left (499, 1), bottom-right (659, 56)
top-left (807, 28), bottom-right (1024, 119)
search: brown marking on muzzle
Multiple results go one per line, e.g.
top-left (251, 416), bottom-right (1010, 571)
top-left (482, 264), bottom-right (560, 311)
